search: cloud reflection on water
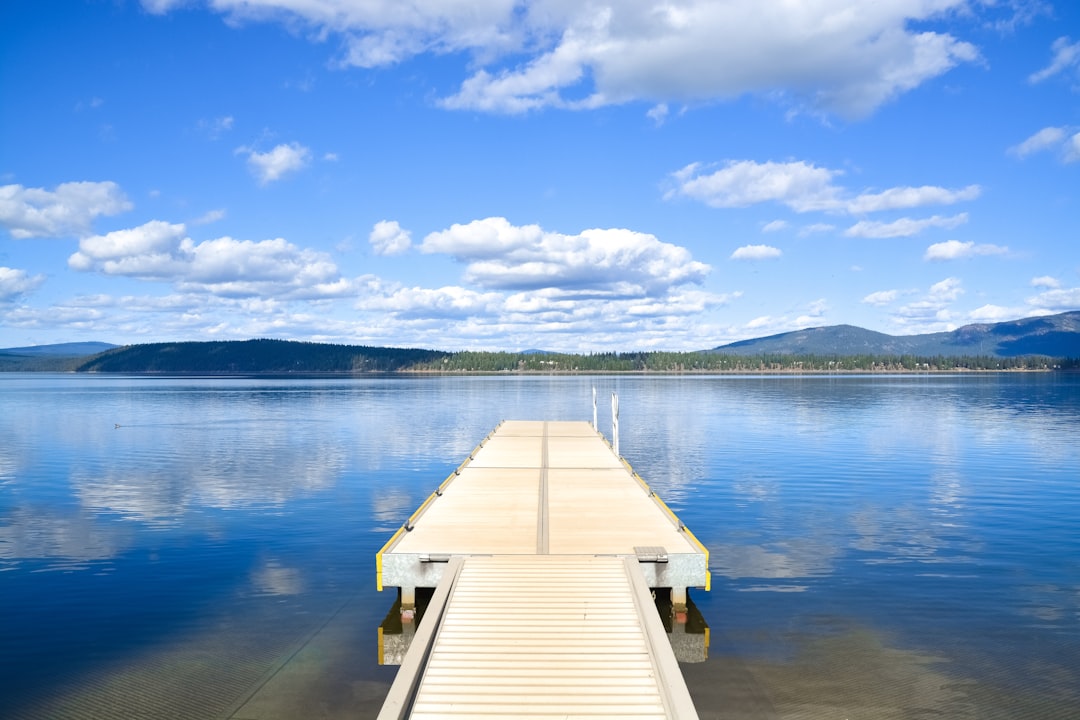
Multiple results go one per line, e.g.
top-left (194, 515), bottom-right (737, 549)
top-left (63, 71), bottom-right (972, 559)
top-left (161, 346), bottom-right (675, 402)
top-left (0, 508), bottom-right (131, 566)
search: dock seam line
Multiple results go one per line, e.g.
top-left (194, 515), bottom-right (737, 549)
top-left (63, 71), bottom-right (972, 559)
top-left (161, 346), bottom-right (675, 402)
top-left (538, 420), bottom-right (550, 554)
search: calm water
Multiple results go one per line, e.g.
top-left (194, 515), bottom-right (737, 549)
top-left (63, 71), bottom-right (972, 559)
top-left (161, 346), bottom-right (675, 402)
top-left (1, 373), bottom-right (1078, 719)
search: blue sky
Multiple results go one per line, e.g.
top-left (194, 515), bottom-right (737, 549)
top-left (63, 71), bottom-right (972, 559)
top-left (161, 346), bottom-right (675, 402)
top-left (1, 0), bottom-right (1078, 352)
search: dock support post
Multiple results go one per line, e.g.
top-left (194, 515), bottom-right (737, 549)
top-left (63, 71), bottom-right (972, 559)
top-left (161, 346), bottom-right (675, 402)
top-left (671, 586), bottom-right (688, 614)
top-left (401, 586), bottom-right (416, 614)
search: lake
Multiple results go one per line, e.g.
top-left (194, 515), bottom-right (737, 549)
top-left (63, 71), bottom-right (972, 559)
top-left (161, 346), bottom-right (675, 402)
top-left (1, 373), bottom-right (1078, 719)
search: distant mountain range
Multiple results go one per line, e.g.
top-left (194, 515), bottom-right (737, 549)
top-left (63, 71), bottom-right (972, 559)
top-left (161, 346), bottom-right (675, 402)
top-left (1, 310), bottom-right (1077, 374)
top-left (711, 310), bottom-right (1080, 358)
top-left (0, 342), bottom-right (118, 371)
top-left (0, 342), bottom-right (116, 357)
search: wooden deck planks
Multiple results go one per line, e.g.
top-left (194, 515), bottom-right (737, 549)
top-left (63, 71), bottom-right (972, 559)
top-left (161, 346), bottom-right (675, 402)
top-left (409, 555), bottom-right (673, 720)
top-left (385, 420), bottom-right (699, 560)
top-left (377, 420), bottom-right (706, 719)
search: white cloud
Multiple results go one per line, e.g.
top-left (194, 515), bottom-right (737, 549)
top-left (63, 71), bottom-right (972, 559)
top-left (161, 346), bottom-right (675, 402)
top-left (0, 181), bottom-right (132, 239)
top-left (1009, 126), bottom-right (1068, 158)
top-left (237, 142), bottom-right (312, 185)
top-left (1031, 275), bottom-right (1060, 289)
top-left (669, 160), bottom-right (979, 216)
top-left (368, 220), bottom-right (412, 256)
top-left (845, 184), bottom-right (981, 213)
top-left (761, 220), bottom-right (788, 233)
top-left (68, 220), bottom-right (187, 276)
top-left (799, 223), bottom-right (836, 236)
top-left (191, 208), bottom-right (226, 225)
top-left (890, 277), bottom-right (964, 332)
top-left (0, 266), bottom-right (46, 302)
top-left (441, 1), bottom-right (979, 117)
top-left (360, 283), bottom-right (502, 319)
top-left (197, 115), bottom-right (234, 139)
top-left (1026, 287), bottom-right (1080, 312)
top-left (68, 220), bottom-right (351, 299)
top-left (968, 304), bottom-right (1019, 323)
top-left (147, 0), bottom-right (981, 119)
top-left (646, 103), bottom-right (669, 126)
top-left (737, 299), bottom-right (829, 336)
top-left (1009, 126), bottom-right (1080, 163)
top-left (1029, 36), bottom-right (1080, 84)
top-left (845, 213), bottom-right (968, 239)
top-left (929, 277), bottom-right (964, 302)
top-left (420, 217), bottom-right (709, 295)
top-left (924, 239), bottom-right (1008, 261)
top-left (668, 160), bottom-right (841, 211)
top-left (863, 289), bottom-right (899, 306)
top-left (730, 244), bottom-right (782, 261)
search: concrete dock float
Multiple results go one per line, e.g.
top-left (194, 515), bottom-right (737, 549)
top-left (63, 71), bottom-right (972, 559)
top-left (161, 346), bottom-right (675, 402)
top-left (376, 420), bottom-right (710, 719)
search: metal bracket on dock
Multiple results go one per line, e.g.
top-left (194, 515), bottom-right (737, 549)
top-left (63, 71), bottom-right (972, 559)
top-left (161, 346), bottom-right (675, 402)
top-left (419, 553), bottom-right (452, 563)
top-left (635, 546), bottom-right (669, 563)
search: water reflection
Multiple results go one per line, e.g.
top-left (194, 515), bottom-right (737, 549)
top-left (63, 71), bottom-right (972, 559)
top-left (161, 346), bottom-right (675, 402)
top-left (710, 540), bottom-right (838, 586)
top-left (0, 508), bottom-right (131, 567)
top-left (251, 559), bottom-right (304, 596)
top-left (0, 374), bottom-right (1077, 719)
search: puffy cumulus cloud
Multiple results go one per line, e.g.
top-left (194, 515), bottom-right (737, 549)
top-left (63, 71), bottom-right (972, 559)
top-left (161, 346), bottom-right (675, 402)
top-left (923, 239), bottom-right (1008, 261)
top-left (845, 212), bottom-right (968, 239)
top-left (0, 181), bottom-right (132, 239)
top-left (147, 0), bottom-right (980, 119)
top-left (178, 237), bottom-right (349, 298)
top-left (345, 264), bottom-right (736, 351)
top-left (1029, 36), bottom-right (1080, 84)
top-left (0, 267), bottom-right (46, 302)
top-left (420, 216), bottom-right (709, 295)
top-left (144, 0), bottom-right (519, 68)
top-left (358, 283), bottom-right (502, 319)
top-left (68, 220), bottom-right (351, 299)
top-left (1009, 126), bottom-right (1080, 163)
top-left (236, 142), bottom-right (312, 185)
top-left (730, 244), bottom-right (782, 260)
top-left (441, 0), bottom-right (979, 117)
top-left (68, 220), bottom-right (188, 276)
top-left (890, 277), bottom-right (964, 332)
top-left (669, 160), bottom-right (980, 217)
top-left (369, 220), bottom-right (412, 256)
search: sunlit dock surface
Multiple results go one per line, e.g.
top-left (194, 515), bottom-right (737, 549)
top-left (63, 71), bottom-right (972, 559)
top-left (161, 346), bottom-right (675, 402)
top-left (376, 420), bottom-right (710, 719)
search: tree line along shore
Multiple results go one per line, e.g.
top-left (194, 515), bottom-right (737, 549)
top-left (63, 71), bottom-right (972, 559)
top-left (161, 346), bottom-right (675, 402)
top-left (3, 339), bottom-right (1076, 374)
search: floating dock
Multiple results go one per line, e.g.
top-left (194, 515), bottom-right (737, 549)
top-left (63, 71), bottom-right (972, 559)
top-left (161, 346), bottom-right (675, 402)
top-left (376, 420), bottom-right (710, 719)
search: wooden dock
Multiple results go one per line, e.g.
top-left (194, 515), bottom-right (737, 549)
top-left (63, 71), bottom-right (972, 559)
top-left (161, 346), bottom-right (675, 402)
top-left (376, 420), bottom-right (710, 719)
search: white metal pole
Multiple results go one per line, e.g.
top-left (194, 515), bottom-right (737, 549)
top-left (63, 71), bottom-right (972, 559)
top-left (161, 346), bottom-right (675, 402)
top-left (611, 391), bottom-right (619, 457)
top-left (592, 386), bottom-right (597, 430)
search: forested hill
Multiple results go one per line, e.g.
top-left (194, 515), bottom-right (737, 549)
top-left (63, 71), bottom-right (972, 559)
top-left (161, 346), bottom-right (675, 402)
top-left (712, 310), bottom-right (1080, 358)
top-left (76, 339), bottom-right (448, 373)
